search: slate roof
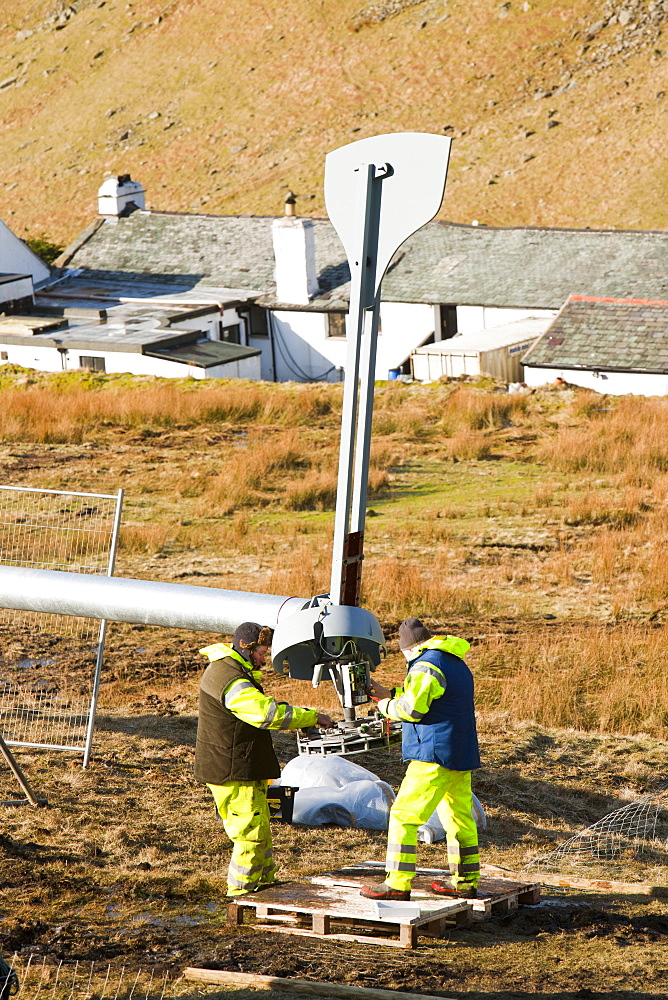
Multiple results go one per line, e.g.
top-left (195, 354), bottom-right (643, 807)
top-left (59, 210), bottom-right (668, 310)
top-left (60, 212), bottom-right (350, 305)
top-left (522, 296), bottom-right (668, 373)
top-left (384, 225), bottom-right (668, 307)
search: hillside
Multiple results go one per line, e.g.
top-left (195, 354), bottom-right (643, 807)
top-left (0, 0), bottom-right (667, 245)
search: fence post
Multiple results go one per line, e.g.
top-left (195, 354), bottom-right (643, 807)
top-left (82, 489), bottom-right (124, 769)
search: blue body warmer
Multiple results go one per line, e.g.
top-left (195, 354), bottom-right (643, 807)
top-left (401, 648), bottom-right (481, 771)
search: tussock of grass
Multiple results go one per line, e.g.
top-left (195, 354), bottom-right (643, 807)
top-left (444, 389), bottom-right (529, 431)
top-left (119, 523), bottom-right (173, 554)
top-left (540, 395), bottom-right (668, 474)
top-left (444, 427), bottom-right (494, 461)
top-left (265, 535), bottom-right (332, 596)
top-left (283, 469), bottom-right (339, 511)
top-left (0, 381), bottom-right (342, 442)
top-left (363, 557), bottom-right (485, 619)
top-left (564, 489), bottom-right (644, 528)
top-left (372, 386), bottom-right (527, 441)
top-left (474, 624), bottom-right (668, 737)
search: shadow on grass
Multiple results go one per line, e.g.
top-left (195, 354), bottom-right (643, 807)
top-left (94, 713), bottom-right (197, 745)
top-left (475, 768), bottom-right (628, 848)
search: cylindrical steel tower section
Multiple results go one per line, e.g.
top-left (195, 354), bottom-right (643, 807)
top-left (0, 565), bottom-right (307, 634)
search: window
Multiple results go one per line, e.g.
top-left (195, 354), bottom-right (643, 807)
top-left (220, 323), bottom-right (241, 344)
top-left (439, 305), bottom-right (458, 341)
top-left (247, 306), bottom-right (268, 337)
top-left (327, 312), bottom-right (347, 338)
top-left (79, 355), bottom-right (106, 372)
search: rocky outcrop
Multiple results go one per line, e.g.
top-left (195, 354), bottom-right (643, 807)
top-left (527, 1), bottom-right (667, 102)
top-left (580, 1), bottom-right (668, 69)
top-left (349, 0), bottom-right (428, 31)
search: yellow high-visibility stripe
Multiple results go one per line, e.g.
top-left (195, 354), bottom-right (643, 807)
top-left (378, 660), bottom-right (446, 723)
top-left (386, 859), bottom-right (416, 872)
top-left (224, 679), bottom-right (316, 731)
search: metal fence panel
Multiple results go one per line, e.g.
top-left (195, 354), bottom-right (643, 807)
top-left (0, 486), bottom-right (123, 764)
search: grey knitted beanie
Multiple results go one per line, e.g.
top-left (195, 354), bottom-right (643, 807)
top-left (398, 618), bottom-right (432, 650)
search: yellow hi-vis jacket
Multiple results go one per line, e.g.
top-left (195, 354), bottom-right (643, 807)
top-left (199, 643), bottom-right (318, 731)
top-left (377, 635), bottom-right (470, 724)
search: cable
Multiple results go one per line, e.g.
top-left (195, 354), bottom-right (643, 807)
top-left (269, 313), bottom-right (337, 382)
top-left (274, 327), bottom-right (336, 382)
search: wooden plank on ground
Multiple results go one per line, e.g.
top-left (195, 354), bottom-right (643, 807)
top-left (184, 968), bottom-right (457, 1000)
top-left (250, 924), bottom-right (416, 949)
top-left (481, 863), bottom-right (668, 898)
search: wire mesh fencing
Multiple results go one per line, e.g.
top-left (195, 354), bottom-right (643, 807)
top-left (523, 788), bottom-right (668, 875)
top-left (0, 486), bottom-right (123, 765)
top-left (3, 956), bottom-right (195, 1000)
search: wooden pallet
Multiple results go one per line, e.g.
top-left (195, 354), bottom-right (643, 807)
top-left (311, 861), bottom-right (541, 919)
top-left (226, 880), bottom-right (472, 949)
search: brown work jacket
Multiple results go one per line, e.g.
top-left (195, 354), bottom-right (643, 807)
top-left (194, 655), bottom-right (280, 784)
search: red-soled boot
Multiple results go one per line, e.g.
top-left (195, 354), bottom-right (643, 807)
top-left (360, 882), bottom-right (410, 901)
top-left (430, 880), bottom-right (477, 898)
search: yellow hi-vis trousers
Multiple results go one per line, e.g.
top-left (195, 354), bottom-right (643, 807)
top-left (207, 781), bottom-right (279, 896)
top-left (385, 761), bottom-right (480, 892)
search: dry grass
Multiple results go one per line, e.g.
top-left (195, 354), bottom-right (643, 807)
top-left (119, 522), bottom-right (178, 554)
top-left (373, 387), bottom-right (528, 441)
top-left (363, 557), bottom-right (485, 620)
top-left (474, 624), bottom-right (668, 737)
top-left (3, 371), bottom-right (668, 739)
top-left (443, 427), bottom-right (494, 461)
top-left (283, 469), bottom-right (339, 511)
top-left (539, 395), bottom-right (668, 475)
top-left (265, 535), bottom-right (332, 597)
top-left (444, 390), bottom-right (529, 431)
top-left (0, 380), bottom-right (342, 443)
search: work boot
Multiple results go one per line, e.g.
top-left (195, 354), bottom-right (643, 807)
top-left (430, 880), bottom-right (477, 899)
top-left (360, 882), bottom-right (410, 901)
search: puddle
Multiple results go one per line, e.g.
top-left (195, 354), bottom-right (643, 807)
top-left (532, 899), bottom-right (590, 909)
top-left (132, 911), bottom-right (210, 927)
top-left (17, 657), bottom-right (57, 669)
top-left (104, 904), bottom-right (219, 928)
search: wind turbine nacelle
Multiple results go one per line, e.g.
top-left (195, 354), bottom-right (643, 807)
top-left (271, 599), bottom-right (385, 680)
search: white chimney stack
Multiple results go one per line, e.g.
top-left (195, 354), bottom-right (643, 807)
top-left (271, 215), bottom-right (319, 305)
top-left (98, 174), bottom-right (146, 217)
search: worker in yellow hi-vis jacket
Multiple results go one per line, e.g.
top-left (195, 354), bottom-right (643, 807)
top-left (194, 622), bottom-right (333, 897)
top-left (360, 618), bottom-right (481, 902)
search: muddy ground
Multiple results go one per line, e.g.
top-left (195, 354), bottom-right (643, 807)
top-left (1, 624), bottom-right (668, 1000)
top-left (1, 378), bottom-right (668, 997)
